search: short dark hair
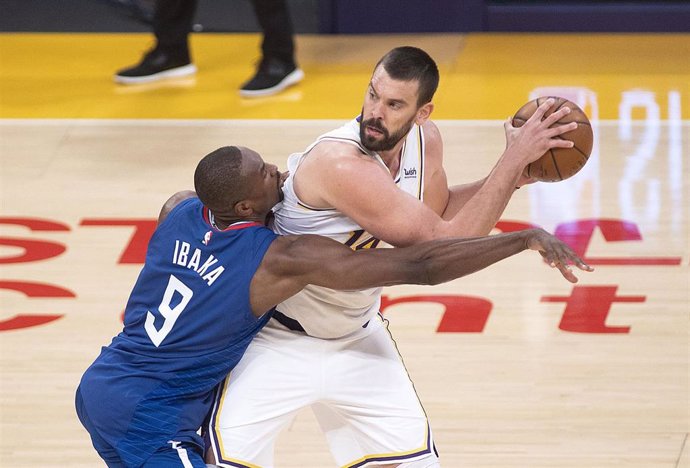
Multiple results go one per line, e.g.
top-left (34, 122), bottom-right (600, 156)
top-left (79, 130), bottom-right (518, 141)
top-left (376, 46), bottom-right (439, 107)
top-left (194, 146), bottom-right (246, 212)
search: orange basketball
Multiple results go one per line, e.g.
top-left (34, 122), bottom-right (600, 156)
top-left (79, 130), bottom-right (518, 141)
top-left (512, 96), bottom-right (593, 182)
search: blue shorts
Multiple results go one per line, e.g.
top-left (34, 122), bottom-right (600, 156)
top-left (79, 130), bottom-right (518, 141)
top-left (75, 388), bottom-right (206, 467)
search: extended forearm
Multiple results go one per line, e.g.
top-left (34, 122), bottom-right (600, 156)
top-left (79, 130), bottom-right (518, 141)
top-left (441, 179), bottom-right (484, 220)
top-left (301, 228), bottom-right (585, 292)
top-left (444, 156), bottom-right (523, 237)
top-left (412, 230), bottom-right (530, 285)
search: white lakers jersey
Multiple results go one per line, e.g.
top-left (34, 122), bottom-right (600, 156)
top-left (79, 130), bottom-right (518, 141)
top-left (272, 117), bottom-right (426, 338)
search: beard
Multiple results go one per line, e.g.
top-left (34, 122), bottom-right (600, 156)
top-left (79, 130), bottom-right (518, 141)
top-left (359, 113), bottom-right (415, 152)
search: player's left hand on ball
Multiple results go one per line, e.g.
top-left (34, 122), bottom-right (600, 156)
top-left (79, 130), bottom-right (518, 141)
top-left (525, 229), bottom-right (594, 283)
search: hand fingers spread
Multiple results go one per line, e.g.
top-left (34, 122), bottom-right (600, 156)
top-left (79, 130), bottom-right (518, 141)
top-left (542, 105), bottom-right (571, 127)
top-left (557, 263), bottom-right (579, 283)
top-left (547, 121), bottom-right (578, 136)
top-left (537, 236), bottom-right (594, 282)
top-left (549, 138), bottom-right (575, 149)
top-left (557, 245), bottom-right (593, 272)
top-left (574, 259), bottom-right (594, 272)
top-left (532, 98), bottom-right (556, 121)
top-left (541, 109), bottom-right (569, 129)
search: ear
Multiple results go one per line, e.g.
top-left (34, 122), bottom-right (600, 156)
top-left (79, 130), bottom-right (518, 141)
top-left (233, 199), bottom-right (255, 217)
top-left (415, 102), bottom-right (434, 125)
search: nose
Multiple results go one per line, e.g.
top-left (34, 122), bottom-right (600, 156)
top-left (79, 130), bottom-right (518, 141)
top-left (370, 101), bottom-right (385, 121)
top-left (268, 163), bottom-right (278, 175)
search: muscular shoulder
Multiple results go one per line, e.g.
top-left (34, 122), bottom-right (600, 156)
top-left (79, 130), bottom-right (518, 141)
top-left (308, 140), bottom-right (376, 167)
top-left (157, 190), bottom-right (197, 225)
top-left (294, 140), bottom-right (388, 208)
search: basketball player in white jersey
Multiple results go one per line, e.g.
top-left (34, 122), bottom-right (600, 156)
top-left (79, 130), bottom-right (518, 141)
top-left (207, 47), bottom-right (580, 468)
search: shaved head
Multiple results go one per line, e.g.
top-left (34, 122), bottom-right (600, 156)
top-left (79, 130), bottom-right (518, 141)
top-left (194, 146), bottom-right (248, 213)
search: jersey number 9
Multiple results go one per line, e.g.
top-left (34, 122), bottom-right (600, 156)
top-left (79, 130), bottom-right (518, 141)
top-left (145, 275), bottom-right (194, 347)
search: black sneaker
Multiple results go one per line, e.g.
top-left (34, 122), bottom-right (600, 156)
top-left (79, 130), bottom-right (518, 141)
top-left (114, 47), bottom-right (197, 85)
top-left (239, 57), bottom-right (304, 97)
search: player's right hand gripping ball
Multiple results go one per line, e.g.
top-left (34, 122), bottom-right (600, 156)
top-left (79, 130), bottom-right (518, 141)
top-left (512, 96), bottom-right (594, 182)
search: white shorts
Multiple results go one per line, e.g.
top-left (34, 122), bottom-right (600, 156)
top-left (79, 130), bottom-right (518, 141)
top-left (207, 314), bottom-right (437, 467)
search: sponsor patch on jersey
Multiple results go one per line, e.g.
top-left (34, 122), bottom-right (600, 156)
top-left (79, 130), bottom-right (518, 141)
top-left (403, 167), bottom-right (417, 178)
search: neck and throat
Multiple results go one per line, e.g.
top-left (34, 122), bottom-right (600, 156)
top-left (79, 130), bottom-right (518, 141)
top-left (359, 115), bottom-right (414, 178)
top-left (375, 139), bottom-right (406, 178)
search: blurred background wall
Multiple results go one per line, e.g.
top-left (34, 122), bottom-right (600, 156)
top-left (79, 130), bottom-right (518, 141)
top-left (2, 0), bottom-right (689, 34)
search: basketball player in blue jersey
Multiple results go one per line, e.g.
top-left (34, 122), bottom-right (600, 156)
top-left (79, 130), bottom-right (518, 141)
top-left (208, 48), bottom-right (583, 468)
top-left (76, 145), bottom-right (591, 468)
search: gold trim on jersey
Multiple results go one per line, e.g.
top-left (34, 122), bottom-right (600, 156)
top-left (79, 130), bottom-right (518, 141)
top-left (416, 125), bottom-right (424, 200)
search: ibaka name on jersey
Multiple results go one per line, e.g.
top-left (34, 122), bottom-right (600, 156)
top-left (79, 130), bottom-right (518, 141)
top-left (172, 240), bottom-right (225, 286)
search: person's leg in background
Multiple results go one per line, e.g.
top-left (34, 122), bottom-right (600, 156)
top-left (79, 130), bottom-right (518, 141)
top-left (114, 0), bottom-right (198, 84)
top-left (239, 0), bottom-right (304, 97)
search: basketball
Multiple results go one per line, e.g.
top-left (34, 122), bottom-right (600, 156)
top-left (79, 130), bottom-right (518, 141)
top-left (512, 96), bottom-right (594, 182)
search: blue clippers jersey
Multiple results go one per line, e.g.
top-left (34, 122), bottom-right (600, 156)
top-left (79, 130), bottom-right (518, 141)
top-left (77, 197), bottom-right (277, 466)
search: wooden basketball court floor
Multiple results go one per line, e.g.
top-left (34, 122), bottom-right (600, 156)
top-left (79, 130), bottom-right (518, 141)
top-left (1, 33), bottom-right (688, 467)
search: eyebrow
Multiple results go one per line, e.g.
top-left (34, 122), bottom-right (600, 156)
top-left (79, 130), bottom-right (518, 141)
top-left (369, 82), bottom-right (407, 106)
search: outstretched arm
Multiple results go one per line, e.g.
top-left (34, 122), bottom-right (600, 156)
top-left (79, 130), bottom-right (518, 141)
top-left (249, 229), bottom-right (593, 316)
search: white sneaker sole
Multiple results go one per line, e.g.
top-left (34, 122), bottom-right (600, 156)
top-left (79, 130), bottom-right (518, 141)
top-left (114, 64), bottom-right (197, 85)
top-left (239, 68), bottom-right (305, 98)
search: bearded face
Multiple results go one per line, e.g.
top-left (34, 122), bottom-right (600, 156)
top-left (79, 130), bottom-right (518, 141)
top-left (359, 112), bottom-right (416, 152)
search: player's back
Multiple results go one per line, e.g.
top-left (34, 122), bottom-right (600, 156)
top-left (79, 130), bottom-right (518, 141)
top-left (76, 197), bottom-right (276, 466)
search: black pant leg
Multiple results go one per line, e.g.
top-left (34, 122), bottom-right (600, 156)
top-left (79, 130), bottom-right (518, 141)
top-left (153, 0), bottom-right (199, 50)
top-left (251, 0), bottom-right (295, 64)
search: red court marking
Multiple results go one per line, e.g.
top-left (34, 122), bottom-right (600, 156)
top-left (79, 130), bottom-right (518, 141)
top-left (542, 285), bottom-right (645, 334)
top-left (0, 217), bottom-right (70, 264)
top-left (381, 294), bottom-right (492, 333)
top-left (0, 280), bottom-right (75, 331)
top-left (80, 218), bottom-right (157, 264)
